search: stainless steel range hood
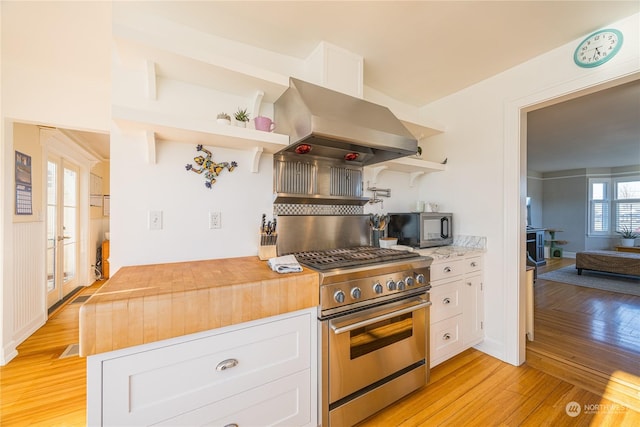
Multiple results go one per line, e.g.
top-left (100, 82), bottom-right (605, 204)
top-left (274, 78), bottom-right (418, 166)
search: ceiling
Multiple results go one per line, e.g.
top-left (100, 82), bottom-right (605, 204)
top-left (66, 1), bottom-right (640, 170)
top-left (527, 79), bottom-right (640, 173)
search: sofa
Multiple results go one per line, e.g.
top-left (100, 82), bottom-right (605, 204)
top-left (575, 250), bottom-right (640, 277)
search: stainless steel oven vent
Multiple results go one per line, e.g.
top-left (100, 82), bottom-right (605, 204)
top-left (274, 159), bottom-right (317, 195)
top-left (273, 153), bottom-right (369, 205)
top-left (330, 167), bottom-right (362, 197)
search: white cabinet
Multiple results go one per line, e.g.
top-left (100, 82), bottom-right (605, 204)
top-left (87, 308), bottom-right (317, 427)
top-left (427, 253), bottom-right (484, 367)
top-left (462, 255), bottom-right (484, 347)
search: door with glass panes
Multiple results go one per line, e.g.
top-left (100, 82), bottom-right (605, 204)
top-left (46, 155), bottom-right (80, 308)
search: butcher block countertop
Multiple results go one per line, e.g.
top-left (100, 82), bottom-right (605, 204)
top-left (79, 256), bottom-right (319, 357)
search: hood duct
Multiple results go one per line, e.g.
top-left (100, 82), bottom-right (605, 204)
top-left (274, 78), bottom-right (418, 166)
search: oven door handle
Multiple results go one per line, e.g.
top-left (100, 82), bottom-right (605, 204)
top-left (330, 299), bottom-right (431, 335)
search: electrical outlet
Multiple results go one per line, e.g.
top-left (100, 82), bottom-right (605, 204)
top-left (149, 211), bottom-right (163, 230)
top-left (209, 211), bottom-right (221, 229)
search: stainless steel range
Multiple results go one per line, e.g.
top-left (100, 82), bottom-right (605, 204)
top-left (292, 246), bottom-right (433, 427)
top-left (272, 77), bottom-right (431, 426)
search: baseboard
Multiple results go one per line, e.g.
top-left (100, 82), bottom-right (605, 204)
top-left (1, 342), bottom-right (18, 366)
top-left (473, 337), bottom-right (505, 364)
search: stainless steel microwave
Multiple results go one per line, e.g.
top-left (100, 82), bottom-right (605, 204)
top-left (387, 212), bottom-right (453, 248)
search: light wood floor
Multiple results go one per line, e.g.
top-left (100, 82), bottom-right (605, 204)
top-left (2, 266), bottom-right (640, 426)
top-left (526, 257), bottom-right (640, 413)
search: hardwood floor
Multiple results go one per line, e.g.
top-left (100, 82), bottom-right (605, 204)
top-left (0, 283), bottom-right (102, 426)
top-left (2, 268), bottom-right (640, 426)
top-left (526, 257), bottom-right (640, 413)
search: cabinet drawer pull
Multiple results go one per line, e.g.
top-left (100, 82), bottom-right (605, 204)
top-left (216, 358), bottom-right (239, 371)
top-left (467, 282), bottom-right (472, 286)
top-left (470, 261), bottom-right (478, 267)
top-left (443, 333), bottom-right (452, 340)
top-left (443, 297), bottom-right (451, 305)
top-left (224, 424), bottom-right (239, 427)
top-left (443, 267), bottom-right (452, 273)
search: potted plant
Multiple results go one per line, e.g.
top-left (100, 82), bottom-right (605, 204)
top-left (616, 226), bottom-right (639, 247)
top-left (233, 108), bottom-right (250, 127)
top-left (216, 112), bottom-right (231, 125)
top-left (414, 146), bottom-right (422, 159)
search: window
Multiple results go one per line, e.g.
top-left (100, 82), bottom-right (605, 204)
top-left (589, 176), bottom-right (640, 236)
top-left (589, 178), bottom-right (610, 235)
top-left (614, 178), bottom-right (640, 234)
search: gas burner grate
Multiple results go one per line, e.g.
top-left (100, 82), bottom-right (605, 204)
top-left (293, 246), bottom-right (420, 270)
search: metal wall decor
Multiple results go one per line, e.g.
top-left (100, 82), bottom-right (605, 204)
top-left (185, 144), bottom-right (237, 188)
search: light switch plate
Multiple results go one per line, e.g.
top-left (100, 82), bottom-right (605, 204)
top-left (149, 211), bottom-right (163, 230)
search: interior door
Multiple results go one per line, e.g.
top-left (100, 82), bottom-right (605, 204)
top-left (46, 155), bottom-right (80, 308)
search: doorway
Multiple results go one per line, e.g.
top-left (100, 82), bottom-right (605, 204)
top-left (46, 154), bottom-right (80, 309)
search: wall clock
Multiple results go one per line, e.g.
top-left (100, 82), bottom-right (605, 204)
top-left (574, 29), bottom-right (623, 68)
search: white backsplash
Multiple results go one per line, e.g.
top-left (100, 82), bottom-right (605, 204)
top-left (453, 235), bottom-right (487, 249)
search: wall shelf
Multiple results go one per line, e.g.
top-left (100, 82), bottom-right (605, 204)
top-left (367, 157), bottom-right (446, 185)
top-left (113, 25), bottom-right (290, 103)
top-left (400, 120), bottom-right (445, 141)
top-left (113, 105), bottom-right (289, 171)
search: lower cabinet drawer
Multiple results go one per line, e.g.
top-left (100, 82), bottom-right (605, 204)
top-left (156, 370), bottom-right (313, 427)
top-left (430, 279), bottom-right (463, 323)
top-left (430, 259), bottom-right (464, 282)
top-left (430, 315), bottom-right (464, 366)
top-left (101, 312), bottom-right (311, 426)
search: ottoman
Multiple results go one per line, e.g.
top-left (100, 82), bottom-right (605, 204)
top-left (575, 250), bottom-right (640, 277)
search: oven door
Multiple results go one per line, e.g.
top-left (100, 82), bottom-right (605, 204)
top-left (327, 295), bottom-right (429, 402)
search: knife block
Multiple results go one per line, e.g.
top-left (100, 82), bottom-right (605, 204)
top-left (258, 232), bottom-right (278, 260)
top-left (258, 245), bottom-right (277, 261)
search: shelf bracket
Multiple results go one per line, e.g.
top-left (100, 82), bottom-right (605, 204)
top-left (145, 130), bottom-right (157, 164)
top-left (371, 165), bottom-right (388, 184)
top-left (250, 146), bottom-right (263, 173)
top-left (409, 171), bottom-right (425, 187)
top-left (251, 90), bottom-right (265, 120)
top-left (145, 60), bottom-right (157, 100)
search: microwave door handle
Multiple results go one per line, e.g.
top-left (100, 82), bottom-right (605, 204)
top-left (441, 217), bottom-right (449, 239)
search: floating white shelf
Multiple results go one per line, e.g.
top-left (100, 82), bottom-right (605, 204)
top-left (113, 28), bottom-right (290, 103)
top-left (113, 105), bottom-right (289, 171)
top-left (367, 157), bottom-right (446, 186)
top-left (400, 120), bottom-right (445, 141)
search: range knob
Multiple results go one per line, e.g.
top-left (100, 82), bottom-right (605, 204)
top-left (351, 287), bottom-right (362, 300)
top-left (334, 290), bottom-right (345, 304)
top-left (415, 273), bottom-right (426, 285)
top-left (386, 279), bottom-right (397, 291)
top-left (372, 282), bottom-right (384, 294)
top-left (405, 276), bottom-right (415, 287)
top-left (396, 279), bottom-right (406, 291)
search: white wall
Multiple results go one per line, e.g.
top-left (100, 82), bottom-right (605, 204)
top-left (1, 1), bottom-right (111, 131)
top-left (417, 13), bottom-right (639, 364)
top-left (110, 130), bottom-right (275, 268)
top-left (0, 1), bottom-right (111, 364)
